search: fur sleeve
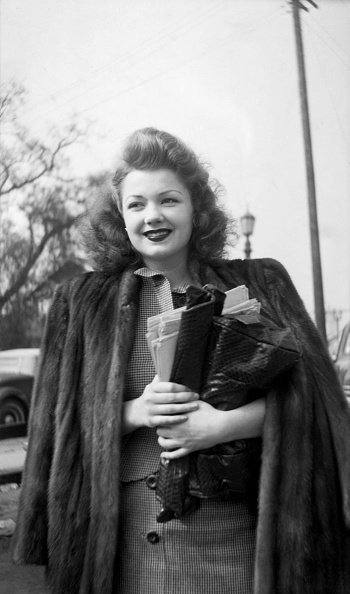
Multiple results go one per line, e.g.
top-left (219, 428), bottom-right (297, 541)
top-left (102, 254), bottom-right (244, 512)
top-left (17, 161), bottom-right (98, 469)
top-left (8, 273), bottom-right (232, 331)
top-left (254, 257), bottom-right (350, 592)
top-left (12, 284), bottom-right (69, 565)
top-left (261, 257), bottom-right (350, 524)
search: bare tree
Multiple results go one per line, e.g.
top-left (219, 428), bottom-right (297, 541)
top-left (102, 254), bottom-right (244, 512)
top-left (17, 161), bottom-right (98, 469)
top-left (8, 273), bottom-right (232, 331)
top-left (0, 82), bottom-right (92, 346)
top-left (0, 82), bottom-right (82, 196)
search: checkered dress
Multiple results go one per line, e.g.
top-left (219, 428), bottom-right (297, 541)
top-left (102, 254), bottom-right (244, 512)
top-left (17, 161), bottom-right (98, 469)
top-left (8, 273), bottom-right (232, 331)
top-left (116, 269), bottom-right (257, 593)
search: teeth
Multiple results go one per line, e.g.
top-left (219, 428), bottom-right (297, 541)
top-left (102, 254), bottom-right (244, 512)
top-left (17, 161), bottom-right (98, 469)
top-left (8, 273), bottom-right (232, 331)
top-left (145, 230), bottom-right (170, 239)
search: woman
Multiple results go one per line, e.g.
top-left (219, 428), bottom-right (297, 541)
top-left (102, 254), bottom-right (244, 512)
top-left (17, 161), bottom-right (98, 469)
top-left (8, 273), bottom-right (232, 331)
top-left (12, 128), bottom-right (350, 593)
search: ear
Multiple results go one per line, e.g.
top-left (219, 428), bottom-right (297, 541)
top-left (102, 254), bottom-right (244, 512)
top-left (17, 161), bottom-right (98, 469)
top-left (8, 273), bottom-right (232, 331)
top-left (193, 210), bottom-right (209, 229)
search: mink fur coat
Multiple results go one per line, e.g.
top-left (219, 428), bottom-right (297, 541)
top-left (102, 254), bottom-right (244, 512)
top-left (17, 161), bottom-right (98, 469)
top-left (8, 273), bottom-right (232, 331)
top-left (12, 258), bottom-right (350, 593)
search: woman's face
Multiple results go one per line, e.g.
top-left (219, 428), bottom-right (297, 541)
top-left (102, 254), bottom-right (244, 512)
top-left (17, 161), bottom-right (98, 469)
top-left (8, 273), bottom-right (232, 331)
top-left (121, 168), bottom-right (193, 270)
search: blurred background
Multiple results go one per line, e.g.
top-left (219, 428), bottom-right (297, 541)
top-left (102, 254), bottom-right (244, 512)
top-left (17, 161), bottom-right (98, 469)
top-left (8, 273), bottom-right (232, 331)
top-left (1, 0), bottom-right (349, 351)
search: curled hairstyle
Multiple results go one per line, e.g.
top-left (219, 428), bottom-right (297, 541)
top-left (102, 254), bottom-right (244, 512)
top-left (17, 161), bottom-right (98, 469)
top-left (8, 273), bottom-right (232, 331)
top-left (82, 127), bottom-right (237, 273)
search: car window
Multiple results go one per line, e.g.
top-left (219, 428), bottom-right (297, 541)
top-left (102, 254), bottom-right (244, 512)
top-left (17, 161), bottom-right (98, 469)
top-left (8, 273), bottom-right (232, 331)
top-left (0, 349), bottom-right (39, 376)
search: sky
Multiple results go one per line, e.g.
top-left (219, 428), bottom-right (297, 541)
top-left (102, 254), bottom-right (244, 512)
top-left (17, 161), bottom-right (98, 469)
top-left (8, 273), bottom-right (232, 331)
top-left (1, 0), bottom-right (350, 333)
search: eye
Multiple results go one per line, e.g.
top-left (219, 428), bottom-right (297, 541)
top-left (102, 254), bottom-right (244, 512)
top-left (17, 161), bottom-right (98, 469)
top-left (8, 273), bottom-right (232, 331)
top-left (161, 197), bottom-right (179, 205)
top-left (127, 200), bottom-right (144, 210)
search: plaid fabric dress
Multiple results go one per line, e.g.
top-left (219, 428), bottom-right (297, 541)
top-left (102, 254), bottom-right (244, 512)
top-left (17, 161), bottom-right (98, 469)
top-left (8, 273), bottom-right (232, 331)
top-left (115, 269), bottom-right (257, 594)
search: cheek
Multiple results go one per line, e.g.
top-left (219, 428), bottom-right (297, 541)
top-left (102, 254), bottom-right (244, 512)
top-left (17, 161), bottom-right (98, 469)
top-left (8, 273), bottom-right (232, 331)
top-left (123, 212), bottom-right (137, 235)
top-left (125, 225), bottom-right (137, 242)
top-left (124, 225), bottom-right (140, 252)
top-left (123, 220), bottom-right (130, 236)
top-left (184, 217), bottom-right (193, 236)
top-left (184, 206), bottom-right (194, 235)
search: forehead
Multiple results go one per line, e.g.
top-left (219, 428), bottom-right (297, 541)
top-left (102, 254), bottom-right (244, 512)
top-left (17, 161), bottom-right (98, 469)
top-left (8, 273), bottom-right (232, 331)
top-left (121, 168), bottom-right (189, 198)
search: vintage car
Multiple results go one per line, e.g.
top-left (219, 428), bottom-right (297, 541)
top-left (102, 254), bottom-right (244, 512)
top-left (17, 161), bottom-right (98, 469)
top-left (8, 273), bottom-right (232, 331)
top-left (0, 348), bottom-right (40, 427)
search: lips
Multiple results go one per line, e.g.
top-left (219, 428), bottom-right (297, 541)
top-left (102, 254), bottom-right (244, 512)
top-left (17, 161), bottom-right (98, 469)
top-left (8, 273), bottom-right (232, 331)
top-left (143, 229), bottom-right (172, 242)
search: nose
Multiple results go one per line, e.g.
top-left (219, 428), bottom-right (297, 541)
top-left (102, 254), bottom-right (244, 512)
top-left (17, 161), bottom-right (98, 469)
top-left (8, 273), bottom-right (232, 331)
top-left (144, 204), bottom-right (164, 225)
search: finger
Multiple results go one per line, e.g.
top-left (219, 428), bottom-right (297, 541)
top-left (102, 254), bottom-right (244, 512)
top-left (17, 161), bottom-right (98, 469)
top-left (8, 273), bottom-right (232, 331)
top-left (152, 415), bottom-right (188, 427)
top-left (160, 448), bottom-right (189, 460)
top-left (156, 426), bottom-right (173, 437)
top-left (152, 402), bottom-right (198, 415)
top-left (152, 391), bottom-right (199, 404)
top-left (156, 426), bottom-right (180, 438)
top-left (157, 436), bottom-right (180, 449)
top-left (154, 381), bottom-right (193, 394)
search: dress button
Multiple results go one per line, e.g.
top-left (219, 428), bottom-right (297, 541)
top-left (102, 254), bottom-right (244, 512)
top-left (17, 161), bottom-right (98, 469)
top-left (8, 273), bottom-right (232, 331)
top-left (146, 474), bottom-right (157, 490)
top-left (146, 531), bottom-right (160, 544)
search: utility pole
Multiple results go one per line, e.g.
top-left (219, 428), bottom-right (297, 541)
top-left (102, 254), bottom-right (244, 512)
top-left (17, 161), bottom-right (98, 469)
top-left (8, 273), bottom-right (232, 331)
top-left (290, 0), bottom-right (327, 342)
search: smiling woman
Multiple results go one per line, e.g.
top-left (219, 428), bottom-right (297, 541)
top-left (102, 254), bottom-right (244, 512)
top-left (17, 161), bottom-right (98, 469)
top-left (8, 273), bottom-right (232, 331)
top-left (121, 169), bottom-right (194, 276)
top-left (12, 127), bottom-right (350, 594)
top-left (81, 128), bottom-right (237, 278)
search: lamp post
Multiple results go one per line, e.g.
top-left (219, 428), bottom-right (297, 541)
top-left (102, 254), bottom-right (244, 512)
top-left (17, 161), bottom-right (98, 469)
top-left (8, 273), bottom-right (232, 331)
top-left (240, 210), bottom-right (255, 259)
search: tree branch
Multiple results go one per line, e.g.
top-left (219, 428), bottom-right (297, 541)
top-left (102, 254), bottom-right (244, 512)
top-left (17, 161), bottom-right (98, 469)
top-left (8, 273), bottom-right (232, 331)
top-left (0, 216), bottom-right (75, 309)
top-left (0, 129), bottom-right (83, 196)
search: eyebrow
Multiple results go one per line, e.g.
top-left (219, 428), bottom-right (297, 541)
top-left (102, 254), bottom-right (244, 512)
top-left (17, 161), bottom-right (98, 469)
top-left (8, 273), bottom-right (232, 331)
top-left (125, 189), bottom-right (184, 200)
top-left (159, 189), bottom-right (183, 196)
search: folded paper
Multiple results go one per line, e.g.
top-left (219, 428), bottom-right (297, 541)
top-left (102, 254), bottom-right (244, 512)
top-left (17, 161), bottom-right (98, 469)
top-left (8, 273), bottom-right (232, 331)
top-left (147, 285), bottom-right (260, 381)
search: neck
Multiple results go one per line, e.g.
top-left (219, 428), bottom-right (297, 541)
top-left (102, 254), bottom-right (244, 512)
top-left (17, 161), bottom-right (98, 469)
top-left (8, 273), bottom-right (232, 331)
top-left (143, 257), bottom-right (192, 289)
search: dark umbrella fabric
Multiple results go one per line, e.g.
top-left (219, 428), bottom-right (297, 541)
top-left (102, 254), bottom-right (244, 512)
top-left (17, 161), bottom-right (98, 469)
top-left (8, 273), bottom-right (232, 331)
top-left (155, 285), bottom-right (302, 523)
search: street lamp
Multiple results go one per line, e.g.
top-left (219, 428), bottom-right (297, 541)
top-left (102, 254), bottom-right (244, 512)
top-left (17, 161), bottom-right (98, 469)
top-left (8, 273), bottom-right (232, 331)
top-left (240, 210), bottom-right (255, 259)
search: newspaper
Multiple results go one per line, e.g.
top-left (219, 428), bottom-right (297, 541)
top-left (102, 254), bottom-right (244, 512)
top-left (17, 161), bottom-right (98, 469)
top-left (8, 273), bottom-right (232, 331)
top-left (146, 285), bottom-right (260, 381)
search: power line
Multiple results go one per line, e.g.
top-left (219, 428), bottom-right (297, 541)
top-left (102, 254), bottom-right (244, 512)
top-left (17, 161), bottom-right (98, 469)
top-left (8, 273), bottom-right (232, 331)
top-left (25, 6), bottom-right (285, 125)
top-left (308, 11), bottom-right (350, 60)
top-left (75, 28), bottom-right (246, 118)
top-left (25, 4), bottom-right (215, 106)
top-left (64, 11), bottom-right (287, 120)
top-left (24, 0), bottom-right (230, 123)
top-left (306, 22), bottom-right (350, 152)
top-left (303, 19), bottom-right (350, 70)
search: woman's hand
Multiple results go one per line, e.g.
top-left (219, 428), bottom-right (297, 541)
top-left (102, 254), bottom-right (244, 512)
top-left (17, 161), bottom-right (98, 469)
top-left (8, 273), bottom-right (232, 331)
top-left (157, 401), bottom-right (224, 459)
top-left (157, 398), bottom-right (266, 459)
top-left (122, 376), bottom-right (200, 434)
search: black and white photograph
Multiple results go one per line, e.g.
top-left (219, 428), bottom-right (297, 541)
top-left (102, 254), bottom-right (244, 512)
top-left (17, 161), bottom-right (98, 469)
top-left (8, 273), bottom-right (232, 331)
top-left (1, 1), bottom-right (349, 592)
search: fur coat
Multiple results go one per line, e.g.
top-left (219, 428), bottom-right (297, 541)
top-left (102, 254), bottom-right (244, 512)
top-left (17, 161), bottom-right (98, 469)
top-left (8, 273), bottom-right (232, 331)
top-left (12, 258), bottom-right (350, 593)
